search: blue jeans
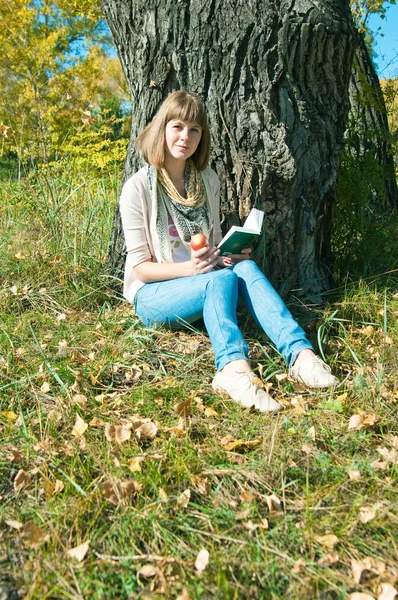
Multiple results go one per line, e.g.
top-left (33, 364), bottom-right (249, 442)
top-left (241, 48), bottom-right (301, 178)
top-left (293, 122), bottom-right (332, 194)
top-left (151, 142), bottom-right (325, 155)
top-left (134, 260), bottom-right (313, 371)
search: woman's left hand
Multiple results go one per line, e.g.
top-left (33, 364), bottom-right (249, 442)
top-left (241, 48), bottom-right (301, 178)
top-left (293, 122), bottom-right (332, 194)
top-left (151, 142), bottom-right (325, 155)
top-left (217, 248), bottom-right (252, 267)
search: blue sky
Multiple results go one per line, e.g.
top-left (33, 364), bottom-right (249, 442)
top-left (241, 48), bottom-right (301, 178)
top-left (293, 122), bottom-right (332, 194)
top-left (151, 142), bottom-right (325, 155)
top-left (368, 3), bottom-right (398, 78)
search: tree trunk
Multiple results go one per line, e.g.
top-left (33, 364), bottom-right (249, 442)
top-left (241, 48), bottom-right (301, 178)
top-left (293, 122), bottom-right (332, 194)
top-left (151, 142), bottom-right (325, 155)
top-left (347, 30), bottom-right (397, 208)
top-left (102, 0), bottom-right (355, 300)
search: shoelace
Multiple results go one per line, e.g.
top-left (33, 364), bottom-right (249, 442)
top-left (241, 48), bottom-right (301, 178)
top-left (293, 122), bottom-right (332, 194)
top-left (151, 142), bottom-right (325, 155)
top-left (310, 357), bottom-right (332, 373)
top-left (236, 372), bottom-right (263, 394)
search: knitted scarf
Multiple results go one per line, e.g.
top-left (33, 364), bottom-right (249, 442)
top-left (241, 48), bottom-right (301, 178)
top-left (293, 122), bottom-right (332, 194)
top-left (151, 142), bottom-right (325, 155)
top-left (148, 161), bottom-right (211, 262)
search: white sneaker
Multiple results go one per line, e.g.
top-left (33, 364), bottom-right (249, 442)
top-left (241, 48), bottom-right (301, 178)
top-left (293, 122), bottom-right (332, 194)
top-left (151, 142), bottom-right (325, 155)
top-left (212, 371), bottom-right (282, 413)
top-left (289, 356), bottom-right (339, 389)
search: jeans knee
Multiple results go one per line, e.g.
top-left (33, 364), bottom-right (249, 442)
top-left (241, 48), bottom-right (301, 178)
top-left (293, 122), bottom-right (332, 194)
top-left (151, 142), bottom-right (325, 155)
top-left (234, 259), bottom-right (261, 277)
top-left (206, 268), bottom-right (238, 293)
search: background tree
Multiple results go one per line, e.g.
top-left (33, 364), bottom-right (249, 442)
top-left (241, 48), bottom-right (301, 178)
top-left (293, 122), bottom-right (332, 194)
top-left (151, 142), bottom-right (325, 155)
top-left (347, 0), bottom-right (397, 210)
top-left (102, 0), bottom-right (355, 299)
top-left (350, 0), bottom-right (396, 40)
top-left (331, 0), bottom-right (397, 273)
top-left (0, 0), bottom-right (129, 176)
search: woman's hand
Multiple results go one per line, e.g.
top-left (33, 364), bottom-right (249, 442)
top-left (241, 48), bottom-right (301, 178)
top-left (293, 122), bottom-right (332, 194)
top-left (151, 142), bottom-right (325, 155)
top-left (217, 247), bottom-right (252, 267)
top-left (190, 244), bottom-right (220, 274)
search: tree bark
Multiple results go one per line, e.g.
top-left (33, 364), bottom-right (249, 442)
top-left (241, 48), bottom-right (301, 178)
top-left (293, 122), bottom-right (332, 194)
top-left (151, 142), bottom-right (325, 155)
top-left (347, 30), bottom-right (397, 209)
top-left (102, 0), bottom-right (355, 300)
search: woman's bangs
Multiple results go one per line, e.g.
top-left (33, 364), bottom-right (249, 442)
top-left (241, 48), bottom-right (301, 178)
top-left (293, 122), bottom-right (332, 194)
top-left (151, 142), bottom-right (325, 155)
top-left (167, 98), bottom-right (206, 127)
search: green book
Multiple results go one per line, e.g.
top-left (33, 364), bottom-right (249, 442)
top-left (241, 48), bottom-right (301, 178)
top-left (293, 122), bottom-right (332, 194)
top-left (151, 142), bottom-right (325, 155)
top-left (217, 208), bottom-right (264, 256)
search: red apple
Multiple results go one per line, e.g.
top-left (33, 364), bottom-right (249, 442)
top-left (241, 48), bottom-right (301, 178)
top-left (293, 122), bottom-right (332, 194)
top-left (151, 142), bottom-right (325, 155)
top-left (190, 233), bottom-right (208, 251)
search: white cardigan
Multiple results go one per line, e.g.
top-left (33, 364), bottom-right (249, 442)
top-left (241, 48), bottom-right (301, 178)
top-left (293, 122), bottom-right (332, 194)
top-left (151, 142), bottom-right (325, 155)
top-left (119, 164), bottom-right (223, 302)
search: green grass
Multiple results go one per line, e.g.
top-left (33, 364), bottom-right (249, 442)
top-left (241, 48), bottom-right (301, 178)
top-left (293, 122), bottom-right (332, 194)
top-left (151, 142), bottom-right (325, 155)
top-left (0, 167), bottom-right (397, 600)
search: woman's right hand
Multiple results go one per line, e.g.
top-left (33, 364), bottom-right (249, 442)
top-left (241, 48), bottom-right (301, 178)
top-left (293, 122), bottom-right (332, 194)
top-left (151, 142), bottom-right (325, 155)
top-left (190, 245), bottom-right (220, 274)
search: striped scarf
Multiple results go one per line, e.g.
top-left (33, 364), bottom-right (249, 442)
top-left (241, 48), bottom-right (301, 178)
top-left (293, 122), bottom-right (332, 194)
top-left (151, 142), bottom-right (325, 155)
top-left (148, 162), bottom-right (211, 262)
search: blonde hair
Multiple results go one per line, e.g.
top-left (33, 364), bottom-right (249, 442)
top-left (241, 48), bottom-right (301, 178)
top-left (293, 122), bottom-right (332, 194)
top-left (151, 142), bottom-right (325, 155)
top-left (135, 91), bottom-right (211, 170)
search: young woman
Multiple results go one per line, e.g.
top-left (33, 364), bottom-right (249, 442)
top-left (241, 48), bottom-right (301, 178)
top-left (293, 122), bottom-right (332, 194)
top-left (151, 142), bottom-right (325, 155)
top-left (120, 91), bottom-right (339, 413)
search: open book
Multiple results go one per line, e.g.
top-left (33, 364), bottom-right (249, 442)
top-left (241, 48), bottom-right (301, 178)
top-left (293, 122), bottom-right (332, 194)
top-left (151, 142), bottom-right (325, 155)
top-left (217, 208), bottom-right (264, 256)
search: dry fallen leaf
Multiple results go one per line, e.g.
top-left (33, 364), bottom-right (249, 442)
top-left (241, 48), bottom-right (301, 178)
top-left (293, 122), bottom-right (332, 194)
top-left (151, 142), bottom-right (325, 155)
top-left (235, 509), bottom-right (251, 521)
top-left (102, 480), bottom-right (140, 506)
top-left (2, 411), bottom-right (18, 422)
top-left (275, 372), bottom-right (288, 382)
top-left (308, 426), bottom-right (316, 441)
top-left (177, 489), bottom-right (191, 508)
top-left (162, 376), bottom-right (176, 387)
top-left (314, 534), bottom-right (339, 550)
top-left (291, 396), bottom-right (309, 415)
top-left (378, 583), bottom-right (397, 600)
top-left (195, 477), bottom-right (210, 496)
top-left (317, 552), bottom-right (339, 567)
top-left (53, 479), bottom-right (64, 495)
top-left (9, 449), bottom-right (22, 463)
top-left (371, 459), bottom-right (389, 471)
top-left (124, 365), bottom-right (143, 381)
top-left (169, 415), bottom-right (188, 435)
top-left (135, 421), bottom-right (158, 441)
top-left (348, 412), bottom-right (378, 431)
top-left (349, 594), bottom-right (375, 600)
top-left (21, 522), bottom-right (49, 548)
top-left (67, 540), bottom-right (90, 561)
top-left (72, 393), bottom-right (87, 407)
top-left (220, 437), bottom-right (261, 452)
top-left (14, 469), bottom-right (32, 492)
top-left (265, 494), bottom-right (282, 513)
top-left (239, 490), bottom-right (256, 503)
top-left (177, 587), bottom-right (191, 600)
top-left (291, 558), bottom-right (306, 574)
top-left (174, 399), bottom-right (192, 416)
top-left (348, 469), bottom-right (361, 481)
top-left (105, 423), bottom-right (132, 444)
top-left (71, 414), bottom-right (88, 437)
top-left (302, 442), bottom-right (317, 454)
top-left (128, 457), bottom-right (143, 472)
top-left (351, 557), bottom-right (386, 584)
top-left (159, 488), bottom-right (169, 502)
top-left (243, 518), bottom-right (269, 534)
top-left (389, 435), bottom-right (398, 448)
top-left (57, 340), bottom-right (68, 358)
top-left (361, 325), bottom-right (374, 336)
top-left (4, 519), bottom-right (23, 530)
top-left (377, 446), bottom-right (398, 465)
top-left (137, 564), bottom-right (158, 578)
top-left (39, 381), bottom-right (50, 394)
top-left (219, 434), bottom-right (234, 446)
top-left (89, 417), bottom-right (105, 427)
top-left (359, 502), bottom-right (383, 524)
top-left (195, 548), bottom-right (210, 574)
top-left (204, 406), bottom-right (219, 418)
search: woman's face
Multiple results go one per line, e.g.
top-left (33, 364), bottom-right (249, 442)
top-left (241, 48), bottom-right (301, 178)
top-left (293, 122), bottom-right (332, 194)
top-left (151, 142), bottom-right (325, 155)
top-left (164, 119), bottom-right (202, 163)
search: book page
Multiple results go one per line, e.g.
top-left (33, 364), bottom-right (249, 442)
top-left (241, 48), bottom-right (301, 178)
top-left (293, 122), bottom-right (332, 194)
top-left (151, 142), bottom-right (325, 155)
top-left (243, 208), bottom-right (264, 232)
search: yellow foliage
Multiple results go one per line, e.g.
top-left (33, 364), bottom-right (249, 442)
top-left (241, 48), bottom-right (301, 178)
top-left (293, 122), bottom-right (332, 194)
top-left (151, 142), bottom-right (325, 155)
top-left (381, 77), bottom-right (398, 132)
top-left (56, 0), bottom-right (102, 20)
top-left (0, 0), bottom-right (129, 168)
top-left (350, 0), bottom-right (396, 32)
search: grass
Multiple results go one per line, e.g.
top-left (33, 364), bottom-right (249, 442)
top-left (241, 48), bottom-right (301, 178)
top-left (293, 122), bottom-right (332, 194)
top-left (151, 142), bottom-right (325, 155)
top-left (0, 166), bottom-right (397, 600)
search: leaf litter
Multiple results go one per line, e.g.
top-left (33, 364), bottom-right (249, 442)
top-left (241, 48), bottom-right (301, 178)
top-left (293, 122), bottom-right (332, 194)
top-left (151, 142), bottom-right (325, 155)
top-left (195, 548), bottom-right (210, 574)
top-left (2, 222), bottom-right (398, 600)
top-left (67, 540), bottom-right (90, 562)
top-left (102, 479), bottom-right (142, 506)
